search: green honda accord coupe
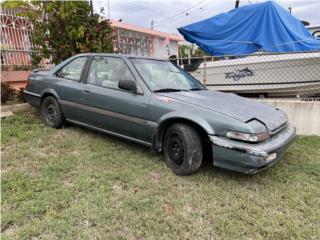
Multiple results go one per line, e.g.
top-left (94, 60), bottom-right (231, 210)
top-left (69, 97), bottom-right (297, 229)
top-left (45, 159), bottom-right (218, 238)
top-left (24, 53), bottom-right (296, 175)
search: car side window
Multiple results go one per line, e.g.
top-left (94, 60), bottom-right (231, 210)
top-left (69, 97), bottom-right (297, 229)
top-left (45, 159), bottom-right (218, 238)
top-left (56, 57), bottom-right (87, 81)
top-left (87, 57), bottom-right (135, 90)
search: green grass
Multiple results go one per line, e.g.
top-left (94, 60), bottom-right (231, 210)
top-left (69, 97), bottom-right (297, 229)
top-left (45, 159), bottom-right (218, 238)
top-left (1, 111), bottom-right (320, 240)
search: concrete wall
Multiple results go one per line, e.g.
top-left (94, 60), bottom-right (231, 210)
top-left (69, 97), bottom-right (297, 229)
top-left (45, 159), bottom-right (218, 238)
top-left (256, 99), bottom-right (320, 136)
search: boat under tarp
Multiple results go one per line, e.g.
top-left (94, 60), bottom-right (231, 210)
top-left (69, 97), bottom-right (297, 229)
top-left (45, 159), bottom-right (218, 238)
top-left (178, 1), bottom-right (320, 55)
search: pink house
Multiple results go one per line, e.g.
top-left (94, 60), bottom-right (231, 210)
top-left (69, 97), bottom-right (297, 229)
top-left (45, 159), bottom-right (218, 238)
top-left (110, 20), bottom-right (184, 59)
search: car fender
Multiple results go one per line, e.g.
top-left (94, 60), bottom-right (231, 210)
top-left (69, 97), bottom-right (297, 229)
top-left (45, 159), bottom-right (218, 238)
top-left (152, 111), bottom-right (215, 151)
top-left (41, 88), bottom-right (60, 100)
top-left (158, 111), bottom-right (215, 134)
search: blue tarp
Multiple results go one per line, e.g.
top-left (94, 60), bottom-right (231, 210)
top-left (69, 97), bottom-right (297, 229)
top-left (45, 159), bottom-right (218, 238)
top-left (178, 1), bottom-right (320, 55)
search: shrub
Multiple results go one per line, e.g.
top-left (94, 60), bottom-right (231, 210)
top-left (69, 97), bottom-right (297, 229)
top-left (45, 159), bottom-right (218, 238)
top-left (1, 82), bottom-right (15, 104)
top-left (17, 87), bottom-right (26, 103)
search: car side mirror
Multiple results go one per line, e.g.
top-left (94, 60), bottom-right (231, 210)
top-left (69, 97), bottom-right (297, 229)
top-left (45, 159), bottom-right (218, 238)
top-left (118, 80), bottom-right (137, 92)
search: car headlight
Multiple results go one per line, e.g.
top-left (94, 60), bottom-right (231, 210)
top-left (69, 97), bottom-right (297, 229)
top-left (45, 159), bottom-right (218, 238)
top-left (226, 131), bottom-right (270, 142)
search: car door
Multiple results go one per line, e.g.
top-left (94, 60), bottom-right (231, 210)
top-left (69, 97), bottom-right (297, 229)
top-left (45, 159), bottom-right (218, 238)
top-left (51, 56), bottom-right (90, 122)
top-left (77, 56), bottom-right (154, 143)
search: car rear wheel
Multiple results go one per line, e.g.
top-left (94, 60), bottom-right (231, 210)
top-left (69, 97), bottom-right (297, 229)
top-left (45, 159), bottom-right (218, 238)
top-left (41, 96), bottom-right (65, 128)
top-left (164, 123), bottom-right (203, 175)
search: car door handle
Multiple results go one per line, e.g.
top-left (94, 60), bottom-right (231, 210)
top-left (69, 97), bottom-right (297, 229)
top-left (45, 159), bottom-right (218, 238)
top-left (83, 90), bottom-right (91, 94)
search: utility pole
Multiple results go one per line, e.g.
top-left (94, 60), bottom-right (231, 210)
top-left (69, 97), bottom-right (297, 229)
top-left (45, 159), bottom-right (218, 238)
top-left (235, 0), bottom-right (240, 8)
top-left (89, 0), bottom-right (93, 16)
top-left (150, 20), bottom-right (154, 29)
top-left (107, 0), bottom-right (110, 20)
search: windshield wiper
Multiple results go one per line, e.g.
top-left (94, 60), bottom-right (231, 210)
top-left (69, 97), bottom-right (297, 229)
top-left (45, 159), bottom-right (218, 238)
top-left (189, 87), bottom-right (205, 91)
top-left (153, 88), bottom-right (185, 93)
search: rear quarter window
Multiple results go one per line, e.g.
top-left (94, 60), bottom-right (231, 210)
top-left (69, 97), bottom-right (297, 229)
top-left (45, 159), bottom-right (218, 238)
top-left (56, 57), bottom-right (87, 81)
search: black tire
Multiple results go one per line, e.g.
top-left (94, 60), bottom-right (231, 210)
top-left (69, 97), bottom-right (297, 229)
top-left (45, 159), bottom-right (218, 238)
top-left (164, 123), bottom-right (203, 175)
top-left (41, 96), bottom-right (65, 128)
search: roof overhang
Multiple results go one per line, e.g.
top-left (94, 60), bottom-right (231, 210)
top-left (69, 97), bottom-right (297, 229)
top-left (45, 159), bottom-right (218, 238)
top-left (110, 20), bottom-right (184, 42)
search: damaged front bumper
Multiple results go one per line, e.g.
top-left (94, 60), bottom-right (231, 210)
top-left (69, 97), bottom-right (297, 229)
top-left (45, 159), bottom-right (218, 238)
top-left (209, 127), bottom-right (296, 174)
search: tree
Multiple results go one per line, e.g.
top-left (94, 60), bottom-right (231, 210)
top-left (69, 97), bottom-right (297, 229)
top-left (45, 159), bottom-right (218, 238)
top-left (3, 0), bottom-right (114, 64)
top-left (178, 44), bottom-right (209, 58)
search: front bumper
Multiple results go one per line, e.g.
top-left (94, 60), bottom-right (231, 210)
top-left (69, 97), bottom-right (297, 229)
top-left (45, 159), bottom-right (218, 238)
top-left (209, 127), bottom-right (296, 174)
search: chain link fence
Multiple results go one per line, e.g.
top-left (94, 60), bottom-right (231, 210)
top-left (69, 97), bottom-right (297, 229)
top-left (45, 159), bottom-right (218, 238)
top-left (172, 50), bottom-right (320, 98)
top-left (1, 38), bottom-right (53, 90)
top-left (0, 47), bottom-right (54, 105)
top-left (1, 61), bottom-right (54, 90)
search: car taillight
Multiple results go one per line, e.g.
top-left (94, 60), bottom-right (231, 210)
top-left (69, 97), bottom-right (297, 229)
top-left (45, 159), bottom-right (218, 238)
top-left (25, 77), bottom-right (30, 88)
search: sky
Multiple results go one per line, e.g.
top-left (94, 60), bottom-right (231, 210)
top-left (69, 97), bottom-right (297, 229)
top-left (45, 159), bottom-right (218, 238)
top-left (93, 0), bottom-right (320, 35)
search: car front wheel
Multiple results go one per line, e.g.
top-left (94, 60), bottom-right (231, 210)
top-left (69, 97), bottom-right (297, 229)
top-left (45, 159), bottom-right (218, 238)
top-left (164, 123), bottom-right (203, 175)
top-left (41, 96), bottom-right (65, 128)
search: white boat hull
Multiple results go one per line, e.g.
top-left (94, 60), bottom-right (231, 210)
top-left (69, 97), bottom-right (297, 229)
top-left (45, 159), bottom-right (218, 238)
top-left (190, 52), bottom-right (320, 97)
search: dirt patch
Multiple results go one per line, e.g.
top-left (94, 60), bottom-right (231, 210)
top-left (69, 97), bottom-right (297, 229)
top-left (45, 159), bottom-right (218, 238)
top-left (1, 223), bottom-right (19, 237)
top-left (148, 171), bottom-right (161, 181)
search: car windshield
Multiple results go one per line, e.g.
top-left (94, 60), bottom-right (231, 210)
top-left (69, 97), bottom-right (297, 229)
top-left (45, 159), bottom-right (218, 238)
top-left (130, 58), bottom-right (206, 92)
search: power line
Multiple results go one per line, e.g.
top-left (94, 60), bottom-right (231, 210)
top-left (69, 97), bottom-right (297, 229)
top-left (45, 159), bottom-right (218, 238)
top-left (154, 1), bottom-right (216, 27)
top-left (155, 0), bottom-right (206, 24)
top-left (154, 0), bottom-right (206, 26)
top-left (154, 2), bottom-right (211, 27)
top-left (155, 0), bottom-right (259, 28)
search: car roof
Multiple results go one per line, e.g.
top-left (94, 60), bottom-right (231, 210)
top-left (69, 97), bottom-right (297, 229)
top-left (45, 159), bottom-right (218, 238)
top-left (74, 53), bottom-right (168, 61)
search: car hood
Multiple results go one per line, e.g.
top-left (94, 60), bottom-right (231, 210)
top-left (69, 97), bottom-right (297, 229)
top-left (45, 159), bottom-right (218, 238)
top-left (159, 90), bottom-right (287, 132)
